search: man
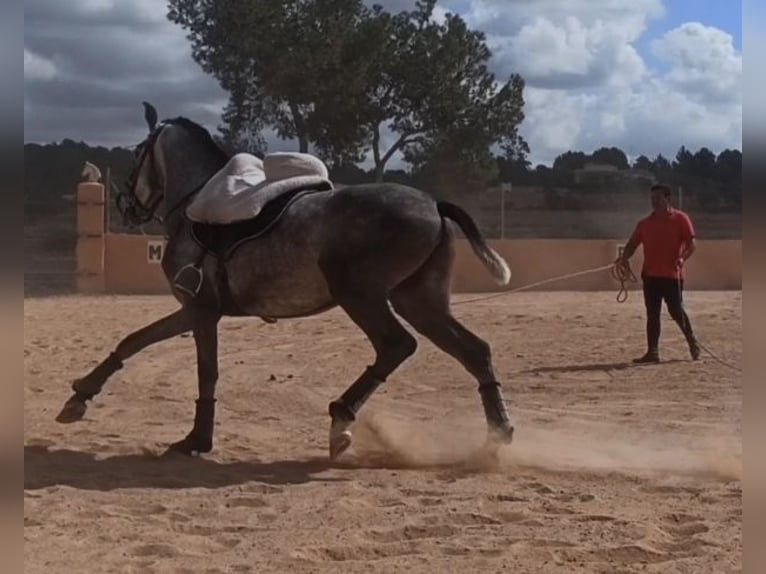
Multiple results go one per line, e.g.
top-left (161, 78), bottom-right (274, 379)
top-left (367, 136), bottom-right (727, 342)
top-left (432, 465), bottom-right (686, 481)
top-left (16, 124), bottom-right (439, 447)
top-left (615, 183), bottom-right (701, 363)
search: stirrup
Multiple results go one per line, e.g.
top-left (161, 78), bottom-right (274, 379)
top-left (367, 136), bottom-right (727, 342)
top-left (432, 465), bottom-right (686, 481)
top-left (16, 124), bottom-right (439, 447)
top-left (173, 263), bottom-right (203, 297)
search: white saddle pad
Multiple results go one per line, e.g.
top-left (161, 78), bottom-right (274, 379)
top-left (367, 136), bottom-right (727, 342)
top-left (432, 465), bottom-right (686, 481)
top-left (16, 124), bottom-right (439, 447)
top-left (186, 151), bottom-right (333, 224)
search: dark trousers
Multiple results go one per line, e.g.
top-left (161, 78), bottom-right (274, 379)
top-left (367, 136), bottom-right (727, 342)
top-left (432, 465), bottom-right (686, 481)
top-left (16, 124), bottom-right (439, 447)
top-left (642, 275), bottom-right (697, 352)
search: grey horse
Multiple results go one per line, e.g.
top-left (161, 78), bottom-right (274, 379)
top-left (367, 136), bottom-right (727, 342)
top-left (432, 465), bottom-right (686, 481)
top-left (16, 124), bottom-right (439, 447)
top-left (56, 102), bottom-right (516, 461)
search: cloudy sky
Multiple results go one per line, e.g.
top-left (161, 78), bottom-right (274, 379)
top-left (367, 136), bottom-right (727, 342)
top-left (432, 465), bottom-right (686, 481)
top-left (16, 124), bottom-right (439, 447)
top-left (24, 0), bottom-right (742, 167)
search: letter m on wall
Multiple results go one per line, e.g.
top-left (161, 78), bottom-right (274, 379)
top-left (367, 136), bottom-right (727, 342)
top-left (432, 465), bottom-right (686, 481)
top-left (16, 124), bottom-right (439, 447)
top-left (147, 239), bottom-right (165, 264)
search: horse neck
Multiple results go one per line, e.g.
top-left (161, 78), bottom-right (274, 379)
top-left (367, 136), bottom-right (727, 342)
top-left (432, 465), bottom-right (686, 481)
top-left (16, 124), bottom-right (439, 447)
top-left (161, 146), bottom-right (226, 233)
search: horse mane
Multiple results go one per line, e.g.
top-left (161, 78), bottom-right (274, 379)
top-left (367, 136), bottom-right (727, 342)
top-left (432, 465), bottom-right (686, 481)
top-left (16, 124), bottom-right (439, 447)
top-left (163, 116), bottom-right (231, 162)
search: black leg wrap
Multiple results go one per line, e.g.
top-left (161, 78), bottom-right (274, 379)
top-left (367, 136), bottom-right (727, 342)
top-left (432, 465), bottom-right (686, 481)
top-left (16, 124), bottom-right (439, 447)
top-left (329, 367), bottom-right (384, 422)
top-left (479, 382), bottom-right (514, 441)
top-left (192, 398), bottom-right (216, 438)
top-left (170, 398), bottom-right (216, 455)
top-left (72, 352), bottom-right (124, 397)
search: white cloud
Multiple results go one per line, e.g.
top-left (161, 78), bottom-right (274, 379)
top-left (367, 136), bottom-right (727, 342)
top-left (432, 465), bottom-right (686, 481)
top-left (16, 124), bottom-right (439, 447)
top-left (520, 88), bottom-right (586, 155)
top-left (24, 49), bottom-right (57, 82)
top-left (511, 17), bottom-right (593, 78)
top-left (452, 0), bottom-right (741, 165)
top-left (651, 22), bottom-right (741, 105)
top-left (23, 0), bottom-right (742, 171)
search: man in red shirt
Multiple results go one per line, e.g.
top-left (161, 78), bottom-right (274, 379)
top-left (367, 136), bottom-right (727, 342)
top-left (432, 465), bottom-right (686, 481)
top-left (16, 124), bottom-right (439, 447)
top-left (615, 183), bottom-right (701, 363)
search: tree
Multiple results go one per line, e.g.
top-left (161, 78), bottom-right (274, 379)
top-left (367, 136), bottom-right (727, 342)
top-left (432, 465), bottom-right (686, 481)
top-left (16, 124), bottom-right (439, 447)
top-left (496, 140), bottom-right (532, 185)
top-left (673, 145), bottom-right (695, 176)
top-left (364, 1), bottom-right (527, 181)
top-left (714, 148), bottom-right (742, 210)
top-left (552, 151), bottom-right (588, 172)
top-left (715, 148), bottom-right (742, 184)
top-left (168, 0), bottom-right (376, 156)
top-left (692, 147), bottom-right (717, 179)
top-left (590, 146), bottom-right (629, 170)
top-left (652, 153), bottom-right (673, 181)
top-left (406, 124), bottom-right (500, 197)
top-left (632, 155), bottom-right (654, 171)
top-left (217, 87), bottom-right (267, 156)
top-left (167, 0), bottom-right (528, 182)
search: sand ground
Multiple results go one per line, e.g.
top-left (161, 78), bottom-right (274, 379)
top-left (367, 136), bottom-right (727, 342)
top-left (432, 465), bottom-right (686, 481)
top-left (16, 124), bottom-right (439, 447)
top-left (24, 290), bottom-right (742, 574)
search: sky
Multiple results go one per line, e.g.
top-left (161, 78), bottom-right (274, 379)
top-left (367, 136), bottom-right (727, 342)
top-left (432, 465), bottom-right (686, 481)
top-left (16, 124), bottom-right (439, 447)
top-left (23, 0), bottom-right (742, 168)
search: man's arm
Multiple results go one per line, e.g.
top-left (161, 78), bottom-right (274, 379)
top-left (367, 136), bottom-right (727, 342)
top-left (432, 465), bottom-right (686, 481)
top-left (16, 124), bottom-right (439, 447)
top-left (677, 212), bottom-right (696, 267)
top-left (678, 237), bottom-right (696, 268)
top-left (680, 237), bottom-right (696, 260)
top-left (617, 227), bottom-right (641, 265)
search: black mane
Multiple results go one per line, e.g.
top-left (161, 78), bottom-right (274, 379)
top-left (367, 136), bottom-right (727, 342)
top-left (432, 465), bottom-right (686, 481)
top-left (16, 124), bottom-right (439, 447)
top-left (163, 116), bottom-right (231, 162)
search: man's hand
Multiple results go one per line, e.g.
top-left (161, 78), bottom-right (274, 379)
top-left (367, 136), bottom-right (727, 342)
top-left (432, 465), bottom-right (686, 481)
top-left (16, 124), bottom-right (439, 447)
top-left (676, 257), bottom-right (685, 270)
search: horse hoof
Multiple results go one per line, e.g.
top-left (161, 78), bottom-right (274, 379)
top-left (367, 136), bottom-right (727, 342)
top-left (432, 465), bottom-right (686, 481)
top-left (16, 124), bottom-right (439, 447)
top-left (329, 429), bottom-right (352, 461)
top-left (488, 424), bottom-right (514, 447)
top-left (168, 435), bottom-right (212, 457)
top-left (55, 395), bottom-right (88, 423)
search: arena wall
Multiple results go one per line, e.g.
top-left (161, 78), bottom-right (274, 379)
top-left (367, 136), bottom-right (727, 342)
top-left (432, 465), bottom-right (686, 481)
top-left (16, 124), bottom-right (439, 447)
top-left (76, 183), bottom-right (742, 296)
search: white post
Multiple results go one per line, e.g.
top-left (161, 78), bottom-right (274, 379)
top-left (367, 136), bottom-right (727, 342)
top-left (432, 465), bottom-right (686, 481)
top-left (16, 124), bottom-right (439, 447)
top-left (500, 187), bottom-right (505, 239)
top-left (500, 182), bottom-right (511, 239)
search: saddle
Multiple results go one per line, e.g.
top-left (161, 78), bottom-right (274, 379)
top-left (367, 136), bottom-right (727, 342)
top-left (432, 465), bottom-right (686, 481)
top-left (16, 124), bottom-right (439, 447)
top-left (186, 151), bottom-right (332, 225)
top-left (173, 151), bottom-right (334, 310)
top-left (190, 181), bottom-right (332, 261)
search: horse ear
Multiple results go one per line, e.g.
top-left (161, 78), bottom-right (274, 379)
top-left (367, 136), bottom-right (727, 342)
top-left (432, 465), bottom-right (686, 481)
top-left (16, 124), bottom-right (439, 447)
top-left (142, 101), bottom-right (158, 132)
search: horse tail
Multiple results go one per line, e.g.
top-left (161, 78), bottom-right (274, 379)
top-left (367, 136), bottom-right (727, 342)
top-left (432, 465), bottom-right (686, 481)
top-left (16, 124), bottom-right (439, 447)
top-left (437, 201), bottom-right (511, 285)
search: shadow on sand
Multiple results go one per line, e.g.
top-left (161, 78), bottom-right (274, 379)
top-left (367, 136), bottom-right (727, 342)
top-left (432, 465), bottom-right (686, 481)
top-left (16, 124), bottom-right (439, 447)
top-left (24, 444), bottom-right (349, 492)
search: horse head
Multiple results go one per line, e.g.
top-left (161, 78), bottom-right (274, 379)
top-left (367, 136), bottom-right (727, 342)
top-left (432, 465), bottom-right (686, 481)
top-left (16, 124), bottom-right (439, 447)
top-left (117, 101), bottom-right (230, 227)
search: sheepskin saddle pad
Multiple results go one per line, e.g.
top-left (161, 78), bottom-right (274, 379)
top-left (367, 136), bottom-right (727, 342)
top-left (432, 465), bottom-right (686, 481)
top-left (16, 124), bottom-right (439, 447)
top-left (185, 151), bottom-right (333, 260)
top-left (186, 151), bottom-right (333, 225)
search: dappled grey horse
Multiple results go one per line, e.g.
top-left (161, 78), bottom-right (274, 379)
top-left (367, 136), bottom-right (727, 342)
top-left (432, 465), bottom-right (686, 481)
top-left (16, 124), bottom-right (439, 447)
top-left (56, 102), bottom-right (516, 460)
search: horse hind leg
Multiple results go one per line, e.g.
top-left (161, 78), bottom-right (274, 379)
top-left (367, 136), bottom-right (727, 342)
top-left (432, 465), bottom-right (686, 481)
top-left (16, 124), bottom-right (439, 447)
top-left (389, 238), bottom-right (514, 449)
top-left (325, 288), bottom-right (418, 460)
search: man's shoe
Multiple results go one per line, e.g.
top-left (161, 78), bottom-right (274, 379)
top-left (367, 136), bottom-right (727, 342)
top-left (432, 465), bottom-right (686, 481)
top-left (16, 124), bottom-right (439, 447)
top-left (633, 351), bottom-right (660, 364)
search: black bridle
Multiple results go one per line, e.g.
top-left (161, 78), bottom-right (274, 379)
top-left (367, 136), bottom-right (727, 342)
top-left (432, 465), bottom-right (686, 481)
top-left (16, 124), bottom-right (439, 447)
top-left (115, 115), bottom-right (229, 229)
top-left (115, 122), bottom-right (168, 227)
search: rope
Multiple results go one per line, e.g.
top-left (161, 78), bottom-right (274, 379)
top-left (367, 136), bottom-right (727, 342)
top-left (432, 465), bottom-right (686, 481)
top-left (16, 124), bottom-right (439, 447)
top-left (453, 262), bottom-right (635, 306)
top-left (450, 260), bottom-right (740, 373)
top-left (695, 341), bottom-right (741, 372)
top-left (673, 276), bottom-right (742, 373)
top-left (610, 261), bottom-right (638, 302)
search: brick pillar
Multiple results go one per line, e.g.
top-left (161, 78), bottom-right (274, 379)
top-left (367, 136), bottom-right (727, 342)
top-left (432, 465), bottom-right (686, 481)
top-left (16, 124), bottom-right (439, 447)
top-left (76, 182), bottom-right (105, 293)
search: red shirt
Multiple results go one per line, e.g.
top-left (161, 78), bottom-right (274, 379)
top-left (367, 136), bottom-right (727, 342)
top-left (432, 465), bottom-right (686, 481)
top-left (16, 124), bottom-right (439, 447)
top-left (631, 208), bottom-right (695, 280)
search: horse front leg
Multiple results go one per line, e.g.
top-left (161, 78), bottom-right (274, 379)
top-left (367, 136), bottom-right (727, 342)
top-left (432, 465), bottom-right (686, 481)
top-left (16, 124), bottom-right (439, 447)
top-left (167, 309), bottom-right (221, 455)
top-left (56, 309), bottom-right (192, 423)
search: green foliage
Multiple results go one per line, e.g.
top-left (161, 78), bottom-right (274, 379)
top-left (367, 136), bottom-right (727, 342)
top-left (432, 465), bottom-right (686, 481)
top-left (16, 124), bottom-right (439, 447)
top-left (590, 146), bottom-right (629, 170)
top-left (24, 140), bottom-right (134, 222)
top-left (553, 151), bottom-right (588, 172)
top-left (632, 155), bottom-right (653, 171)
top-left (166, 0), bottom-right (528, 183)
top-left (168, 0), bottom-right (374, 154)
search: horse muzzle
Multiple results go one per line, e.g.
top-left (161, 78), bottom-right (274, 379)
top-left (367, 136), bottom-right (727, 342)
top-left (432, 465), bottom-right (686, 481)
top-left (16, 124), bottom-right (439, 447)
top-left (115, 187), bottom-right (156, 226)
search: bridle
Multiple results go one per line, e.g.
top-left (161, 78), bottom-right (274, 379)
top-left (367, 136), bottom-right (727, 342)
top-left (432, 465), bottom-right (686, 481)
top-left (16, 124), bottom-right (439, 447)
top-left (116, 121), bottom-right (219, 229)
top-left (115, 122), bottom-right (168, 227)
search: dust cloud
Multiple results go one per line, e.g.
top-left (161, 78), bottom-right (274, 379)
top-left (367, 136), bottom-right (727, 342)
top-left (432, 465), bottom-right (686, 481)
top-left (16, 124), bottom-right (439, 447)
top-left (346, 410), bottom-right (742, 481)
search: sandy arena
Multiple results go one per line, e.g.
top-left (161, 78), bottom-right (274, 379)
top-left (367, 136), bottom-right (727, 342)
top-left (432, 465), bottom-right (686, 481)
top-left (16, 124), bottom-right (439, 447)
top-left (24, 290), bottom-right (742, 573)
